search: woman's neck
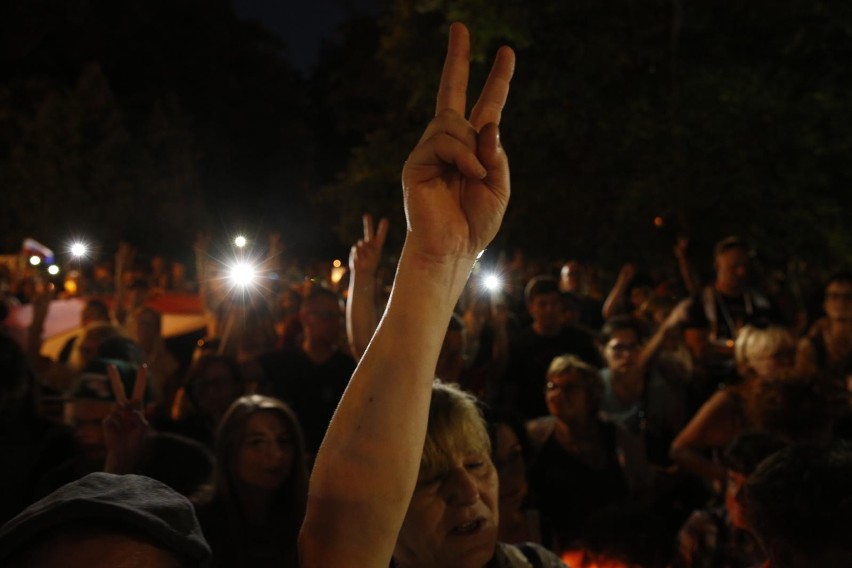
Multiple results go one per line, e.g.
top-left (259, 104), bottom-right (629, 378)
top-left (554, 416), bottom-right (600, 448)
top-left (236, 484), bottom-right (276, 525)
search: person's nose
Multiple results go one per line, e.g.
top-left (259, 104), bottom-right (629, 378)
top-left (266, 441), bottom-right (287, 463)
top-left (445, 467), bottom-right (479, 506)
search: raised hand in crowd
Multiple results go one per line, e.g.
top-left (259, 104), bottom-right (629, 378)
top-left (300, 22), bottom-right (515, 568)
top-left (102, 364), bottom-right (150, 474)
top-left (602, 262), bottom-right (637, 319)
top-left (347, 213), bottom-right (389, 359)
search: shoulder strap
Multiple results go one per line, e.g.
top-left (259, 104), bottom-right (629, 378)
top-left (702, 287), bottom-right (718, 340)
top-left (517, 543), bottom-right (545, 568)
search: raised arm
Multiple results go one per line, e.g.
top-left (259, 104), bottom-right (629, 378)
top-left (602, 263), bottom-right (636, 319)
top-left (346, 214), bottom-right (389, 359)
top-left (300, 23), bottom-right (515, 568)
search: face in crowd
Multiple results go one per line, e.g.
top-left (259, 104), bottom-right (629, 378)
top-left (725, 469), bottom-right (749, 530)
top-left (393, 384), bottom-right (499, 568)
top-left (528, 291), bottom-right (563, 336)
top-left (714, 247), bottom-right (750, 295)
top-left (492, 423), bottom-right (527, 520)
top-left (300, 293), bottom-right (343, 347)
top-left (234, 410), bottom-right (296, 491)
top-left (190, 357), bottom-right (242, 421)
top-left (603, 328), bottom-right (641, 375)
top-left (824, 279), bottom-right (852, 322)
top-left (560, 262), bottom-right (583, 294)
top-left (546, 370), bottom-right (593, 424)
top-left (735, 326), bottom-right (795, 380)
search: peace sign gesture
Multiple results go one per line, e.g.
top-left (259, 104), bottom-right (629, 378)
top-left (103, 364), bottom-right (150, 474)
top-left (402, 23), bottom-right (515, 262)
top-left (350, 213), bottom-right (389, 277)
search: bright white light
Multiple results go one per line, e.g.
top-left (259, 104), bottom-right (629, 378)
top-left (234, 235), bottom-right (247, 248)
top-left (483, 274), bottom-right (501, 292)
top-left (48, 265), bottom-right (60, 275)
top-left (71, 243), bottom-right (87, 257)
top-left (229, 262), bottom-right (257, 287)
top-left (476, 250), bottom-right (485, 260)
top-left (29, 256), bottom-right (41, 266)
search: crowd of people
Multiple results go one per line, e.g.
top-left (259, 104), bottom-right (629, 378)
top-left (1, 22), bottom-right (851, 568)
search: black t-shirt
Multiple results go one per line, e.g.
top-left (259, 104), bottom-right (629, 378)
top-left (528, 423), bottom-right (629, 547)
top-left (506, 326), bottom-right (603, 420)
top-left (258, 348), bottom-right (355, 457)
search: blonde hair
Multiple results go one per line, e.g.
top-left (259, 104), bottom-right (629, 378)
top-left (734, 325), bottom-right (794, 375)
top-left (420, 381), bottom-right (491, 477)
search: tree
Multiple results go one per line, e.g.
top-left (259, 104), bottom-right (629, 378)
top-left (316, 0), bottom-right (852, 273)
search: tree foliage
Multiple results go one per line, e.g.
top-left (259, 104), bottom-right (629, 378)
top-left (0, 0), bottom-right (314, 255)
top-left (317, 0), bottom-right (852, 271)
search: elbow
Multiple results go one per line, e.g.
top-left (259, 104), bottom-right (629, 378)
top-left (669, 441), bottom-right (688, 465)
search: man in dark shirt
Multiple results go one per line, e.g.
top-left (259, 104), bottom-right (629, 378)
top-left (681, 237), bottom-right (783, 392)
top-left (505, 276), bottom-right (602, 419)
top-left (255, 286), bottom-right (355, 458)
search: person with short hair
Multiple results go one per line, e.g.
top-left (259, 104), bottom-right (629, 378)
top-left (795, 271), bottom-right (852, 379)
top-left (672, 432), bottom-right (786, 568)
top-left (681, 237), bottom-right (783, 394)
top-left (745, 443), bottom-right (852, 568)
top-left (299, 22), bottom-right (526, 567)
top-left (505, 275), bottom-right (602, 420)
top-left (526, 354), bottom-right (653, 552)
top-left (599, 315), bottom-right (686, 466)
top-left (253, 285), bottom-right (355, 459)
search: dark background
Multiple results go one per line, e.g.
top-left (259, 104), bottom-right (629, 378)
top-left (1, 0), bottom-right (850, 276)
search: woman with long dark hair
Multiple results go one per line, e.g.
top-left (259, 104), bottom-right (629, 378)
top-left (195, 394), bottom-right (307, 567)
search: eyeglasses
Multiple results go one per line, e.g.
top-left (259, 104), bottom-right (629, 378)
top-left (545, 381), bottom-right (584, 394)
top-left (606, 342), bottom-right (639, 355)
top-left (826, 292), bottom-right (852, 301)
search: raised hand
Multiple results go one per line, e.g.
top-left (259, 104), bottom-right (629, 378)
top-left (350, 213), bottom-right (389, 277)
top-left (618, 263), bottom-right (637, 284)
top-left (402, 23), bottom-right (515, 263)
top-left (103, 365), bottom-right (149, 474)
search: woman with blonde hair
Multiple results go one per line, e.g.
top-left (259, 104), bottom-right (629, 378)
top-left (195, 394), bottom-right (307, 567)
top-left (299, 21), bottom-right (541, 568)
top-left (670, 324), bottom-right (795, 484)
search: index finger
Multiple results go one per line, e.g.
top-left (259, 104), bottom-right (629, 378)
top-left (107, 365), bottom-right (128, 405)
top-left (469, 45), bottom-right (516, 130)
top-left (362, 213), bottom-right (375, 242)
top-left (375, 218), bottom-right (389, 249)
top-left (435, 22), bottom-right (470, 116)
top-left (131, 365), bottom-right (148, 405)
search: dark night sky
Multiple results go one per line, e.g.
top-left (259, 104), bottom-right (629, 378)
top-left (231, 0), bottom-right (378, 72)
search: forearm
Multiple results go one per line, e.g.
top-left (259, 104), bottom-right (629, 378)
top-left (303, 244), bottom-right (474, 566)
top-left (602, 279), bottom-right (629, 319)
top-left (670, 446), bottom-right (726, 483)
top-left (346, 274), bottom-right (380, 360)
